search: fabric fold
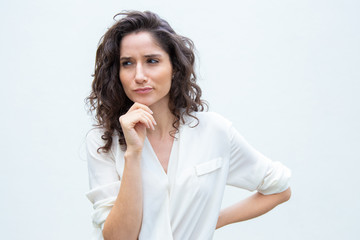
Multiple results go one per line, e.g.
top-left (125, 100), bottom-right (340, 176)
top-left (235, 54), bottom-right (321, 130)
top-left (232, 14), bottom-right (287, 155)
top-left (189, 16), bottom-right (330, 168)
top-left (257, 161), bottom-right (291, 195)
top-left (86, 181), bottom-right (121, 229)
top-left (86, 181), bottom-right (121, 205)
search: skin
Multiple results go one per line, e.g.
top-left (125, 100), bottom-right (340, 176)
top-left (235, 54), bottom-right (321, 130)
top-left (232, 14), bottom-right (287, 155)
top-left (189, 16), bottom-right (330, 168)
top-left (216, 188), bottom-right (291, 229)
top-left (102, 31), bottom-right (291, 240)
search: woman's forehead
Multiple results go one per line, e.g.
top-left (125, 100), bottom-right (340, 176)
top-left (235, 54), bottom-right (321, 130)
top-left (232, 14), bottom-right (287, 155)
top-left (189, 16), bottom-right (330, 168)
top-left (120, 32), bottom-right (167, 57)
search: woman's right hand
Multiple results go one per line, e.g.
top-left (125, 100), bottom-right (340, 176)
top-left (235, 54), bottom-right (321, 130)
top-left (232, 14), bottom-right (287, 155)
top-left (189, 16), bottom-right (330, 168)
top-left (119, 102), bottom-right (157, 153)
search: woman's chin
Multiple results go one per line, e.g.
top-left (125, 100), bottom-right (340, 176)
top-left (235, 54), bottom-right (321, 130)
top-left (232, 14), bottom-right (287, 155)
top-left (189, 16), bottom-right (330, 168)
top-left (130, 99), bottom-right (152, 107)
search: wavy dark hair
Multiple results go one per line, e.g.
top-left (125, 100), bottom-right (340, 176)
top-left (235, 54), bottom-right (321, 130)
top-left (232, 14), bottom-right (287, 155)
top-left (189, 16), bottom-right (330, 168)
top-left (86, 10), bottom-right (207, 152)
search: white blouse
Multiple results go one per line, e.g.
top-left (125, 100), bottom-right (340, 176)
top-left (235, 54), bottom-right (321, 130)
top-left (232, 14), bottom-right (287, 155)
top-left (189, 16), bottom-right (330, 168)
top-left (85, 112), bottom-right (291, 240)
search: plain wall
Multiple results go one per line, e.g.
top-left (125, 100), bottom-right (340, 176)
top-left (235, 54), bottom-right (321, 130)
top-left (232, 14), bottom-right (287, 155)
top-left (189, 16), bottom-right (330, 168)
top-left (1, 0), bottom-right (359, 239)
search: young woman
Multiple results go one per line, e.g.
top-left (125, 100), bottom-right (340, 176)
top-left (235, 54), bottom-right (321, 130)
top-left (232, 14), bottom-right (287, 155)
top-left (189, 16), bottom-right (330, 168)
top-left (85, 11), bottom-right (291, 240)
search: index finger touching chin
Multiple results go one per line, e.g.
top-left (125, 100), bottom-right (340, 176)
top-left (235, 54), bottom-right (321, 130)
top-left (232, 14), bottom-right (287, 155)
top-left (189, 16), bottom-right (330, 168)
top-left (128, 102), bottom-right (153, 114)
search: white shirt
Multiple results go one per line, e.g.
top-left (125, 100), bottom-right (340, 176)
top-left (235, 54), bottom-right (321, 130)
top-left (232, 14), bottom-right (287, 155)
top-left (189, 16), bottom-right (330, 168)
top-left (85, 112), bottom-right (291, 240)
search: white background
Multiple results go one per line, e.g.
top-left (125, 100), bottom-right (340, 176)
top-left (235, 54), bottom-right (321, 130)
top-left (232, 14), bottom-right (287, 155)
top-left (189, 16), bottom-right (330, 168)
top-left (1, 0), bottom-right (359, 239)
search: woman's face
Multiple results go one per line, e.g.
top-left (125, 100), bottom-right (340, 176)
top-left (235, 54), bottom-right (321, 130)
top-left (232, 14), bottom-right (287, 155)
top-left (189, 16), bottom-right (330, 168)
top-left (119, 31), bottom-right (173, 109)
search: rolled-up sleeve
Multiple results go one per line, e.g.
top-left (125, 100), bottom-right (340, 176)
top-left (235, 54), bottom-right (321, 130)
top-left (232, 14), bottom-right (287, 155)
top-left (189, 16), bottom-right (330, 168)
top-left (226, 125), bottom-right (291, 195)
top-left (85, 128), bottom-right (120, 231)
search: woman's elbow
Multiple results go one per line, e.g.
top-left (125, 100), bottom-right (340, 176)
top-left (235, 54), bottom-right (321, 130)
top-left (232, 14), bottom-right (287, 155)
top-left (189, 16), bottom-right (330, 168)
top-left (102, 223), bottom-right (120, 240)
top-left (102, 225), bottom-right (115, 240)
top-left (102, 224), bottom-right (138, 240)
top-left (280, 187), bottom-right (291, 203)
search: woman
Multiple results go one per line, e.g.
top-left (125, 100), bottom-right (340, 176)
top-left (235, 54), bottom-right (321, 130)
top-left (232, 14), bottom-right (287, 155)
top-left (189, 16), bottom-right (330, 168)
top-left (85, 10), bottom-right (291, 240)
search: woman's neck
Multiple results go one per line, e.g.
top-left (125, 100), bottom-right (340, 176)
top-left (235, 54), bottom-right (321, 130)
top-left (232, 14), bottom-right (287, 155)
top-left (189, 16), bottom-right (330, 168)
top-left (147, 100), bottom-right (176, 140)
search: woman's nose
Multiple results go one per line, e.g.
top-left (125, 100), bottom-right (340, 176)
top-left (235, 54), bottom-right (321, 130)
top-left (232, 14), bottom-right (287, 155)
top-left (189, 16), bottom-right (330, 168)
top-left (134, 64), bottom-right (147, 83)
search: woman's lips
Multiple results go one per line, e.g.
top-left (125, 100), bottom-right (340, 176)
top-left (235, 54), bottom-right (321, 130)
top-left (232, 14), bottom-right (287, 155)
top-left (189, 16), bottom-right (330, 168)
top-left (134, 87), bottom-right (153, 94)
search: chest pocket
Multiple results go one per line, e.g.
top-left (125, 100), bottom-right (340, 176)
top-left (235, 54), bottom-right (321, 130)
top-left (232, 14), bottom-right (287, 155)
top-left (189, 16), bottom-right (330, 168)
top-left (193, 157), bottom-right (223, 196)
top-left (173, 157), bottom-right (224, 203)
top-left (195, 157), bottom-right (223, 176)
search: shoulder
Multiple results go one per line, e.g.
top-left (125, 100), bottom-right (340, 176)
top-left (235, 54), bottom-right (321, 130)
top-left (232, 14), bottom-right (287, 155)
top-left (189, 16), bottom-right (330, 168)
top-left (85, 127), bottom-right (120, 160)
top-left (86, 127), bottom-right (106, 145)
top-left (196, 111), bottom-right (231, 123)
top-left (85, 127), bottom-right (119, 148)
top-left (183, 111), bottom-right (233, 137)
top-left (185, 111), bottom-right (232, 127)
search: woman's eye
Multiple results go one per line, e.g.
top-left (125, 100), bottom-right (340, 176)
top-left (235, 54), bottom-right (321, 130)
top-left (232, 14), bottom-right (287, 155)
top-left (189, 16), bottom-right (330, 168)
top-left (147, 59), bottom-right (159, 64)
top-left (121, 61), bottom-right (132, 67)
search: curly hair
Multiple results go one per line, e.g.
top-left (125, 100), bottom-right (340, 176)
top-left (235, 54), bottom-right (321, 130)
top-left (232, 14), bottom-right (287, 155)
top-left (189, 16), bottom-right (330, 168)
top-left (86, 10), bottom-right (207, 152)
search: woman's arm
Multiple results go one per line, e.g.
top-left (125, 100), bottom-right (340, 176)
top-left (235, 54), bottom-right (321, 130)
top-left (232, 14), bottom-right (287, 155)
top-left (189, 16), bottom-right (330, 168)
top-left (216, 187), bottom-right (291, 229)
top-left (102, 103), bottom-right (156, 240)
top-left (102, 151), bottom-right (143, 240)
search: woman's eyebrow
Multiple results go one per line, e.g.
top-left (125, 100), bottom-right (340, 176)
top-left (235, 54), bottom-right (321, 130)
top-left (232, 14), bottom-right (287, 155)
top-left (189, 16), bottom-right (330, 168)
top-left (144, 54), bottom-right (162, 58)
top-left (119, 56), bottom-right (131, 61)
top-left (120, 54), bottom-right (162, 60)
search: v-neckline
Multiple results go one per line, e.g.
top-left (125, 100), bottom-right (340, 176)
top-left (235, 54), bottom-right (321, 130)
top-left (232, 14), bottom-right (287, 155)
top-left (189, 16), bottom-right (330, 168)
top-left (145, 130), bottom-right (179, 177)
